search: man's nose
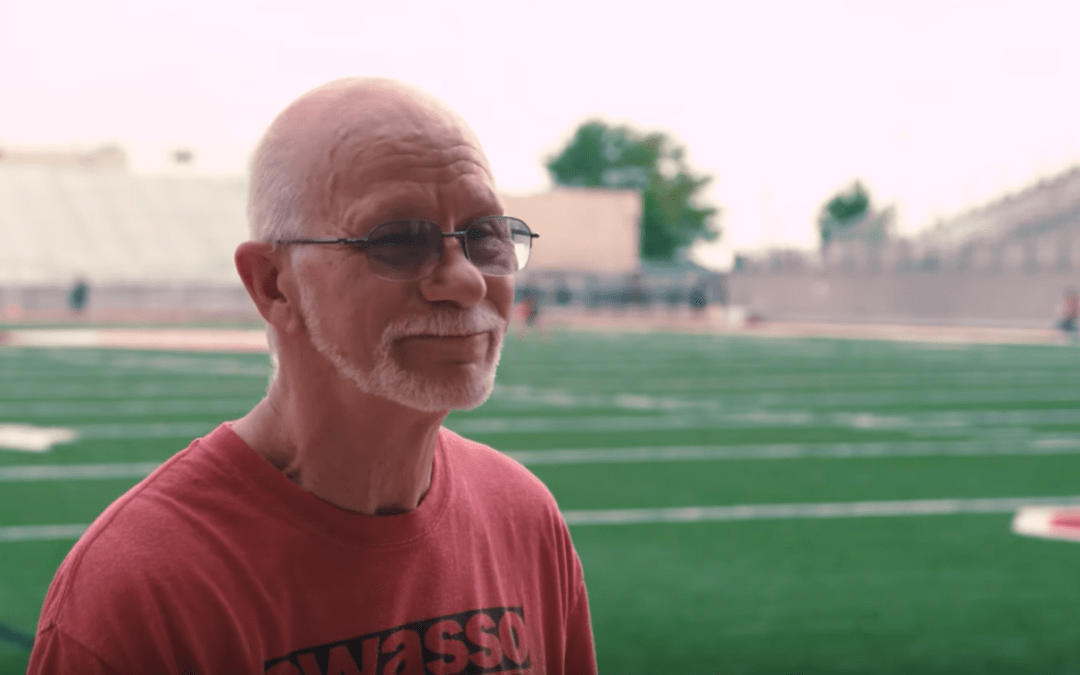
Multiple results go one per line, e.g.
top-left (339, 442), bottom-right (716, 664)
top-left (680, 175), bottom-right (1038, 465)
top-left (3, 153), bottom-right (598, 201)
top-left (419, 235), bottom-right (487, 307)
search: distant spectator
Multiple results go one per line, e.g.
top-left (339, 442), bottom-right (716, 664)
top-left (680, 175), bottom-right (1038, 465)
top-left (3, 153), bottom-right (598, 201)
top-left (584, 275), bottom-right (602, 309)
top-left (629, 272), bottom-right (648, 306)
top-left (554, 277), bottom-right (572, 306)
top-left (689, 278), bottom-right (709, 314)
top-left (68, 278), bottom-right (89, 314)
top-left (1059, 287), bottom-right (1079, 342)
top-left (515, 285), bottom-right (549, 341)
top-left (521, 285), bottom-right (542, 327)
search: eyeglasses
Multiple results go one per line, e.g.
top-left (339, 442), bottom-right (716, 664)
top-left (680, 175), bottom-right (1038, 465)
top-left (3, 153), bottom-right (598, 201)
top-left (274, 216), bottom-right (539, 282)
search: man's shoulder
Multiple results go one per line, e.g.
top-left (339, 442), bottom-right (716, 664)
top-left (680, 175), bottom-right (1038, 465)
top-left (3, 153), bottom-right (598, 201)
top-left (46, 428), bottom-right (240, 590)
top-left (439, 425), bottom-right (541, 479)
top-left (438, 426), bottom-right (558, 509)
top-left (37, 426), bottom-right (279, 645)
top-left (35, 440), bottom-right (202, 628)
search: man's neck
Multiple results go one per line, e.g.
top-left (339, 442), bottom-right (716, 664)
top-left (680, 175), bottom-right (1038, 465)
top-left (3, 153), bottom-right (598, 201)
top-left (231, 382), bottom-right (445, 516)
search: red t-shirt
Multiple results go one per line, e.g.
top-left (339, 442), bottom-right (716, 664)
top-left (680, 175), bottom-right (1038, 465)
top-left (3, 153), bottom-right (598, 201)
top-left (28, 423), bottom-right (597, 675)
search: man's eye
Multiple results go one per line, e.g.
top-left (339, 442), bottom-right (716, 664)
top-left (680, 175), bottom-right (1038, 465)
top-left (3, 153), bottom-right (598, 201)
top-left (371, 234), bottom-right (408, 246)
top-left (371, 232), bottom-right (428, 248)
top-left (467, 222), bottom-right (507, 241)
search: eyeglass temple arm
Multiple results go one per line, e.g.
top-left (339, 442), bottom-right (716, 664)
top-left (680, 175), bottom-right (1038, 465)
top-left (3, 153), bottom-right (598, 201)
top-left (441, 231), bottom-right (540, 239)
top-left (275, 231), bottom-right (538, 245)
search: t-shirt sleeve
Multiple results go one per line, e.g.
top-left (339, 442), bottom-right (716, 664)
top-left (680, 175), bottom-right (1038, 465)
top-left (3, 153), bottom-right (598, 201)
top-left (564, 549), bottom-right (599, 675)
top-left (26, 624), bottom-right (123, 675)
top-left (550, 508), bottom-right (598, 675)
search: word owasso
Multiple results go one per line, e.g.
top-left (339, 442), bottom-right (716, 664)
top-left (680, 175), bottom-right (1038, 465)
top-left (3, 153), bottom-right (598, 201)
top-left (264, 607), bottom-right (531, 675)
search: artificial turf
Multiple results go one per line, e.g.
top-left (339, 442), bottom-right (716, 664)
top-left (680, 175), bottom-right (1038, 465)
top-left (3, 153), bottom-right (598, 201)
top-left (1, 331), bottom-right (1079, 673)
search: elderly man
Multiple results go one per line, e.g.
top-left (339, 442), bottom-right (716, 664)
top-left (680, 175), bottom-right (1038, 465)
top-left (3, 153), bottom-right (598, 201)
top-left (28, 78), bottom-right (597, 674)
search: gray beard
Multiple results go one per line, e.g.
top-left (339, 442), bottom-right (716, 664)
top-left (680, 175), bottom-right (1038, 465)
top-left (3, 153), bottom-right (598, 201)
top-left (299, 285), bottom-right (506, 413)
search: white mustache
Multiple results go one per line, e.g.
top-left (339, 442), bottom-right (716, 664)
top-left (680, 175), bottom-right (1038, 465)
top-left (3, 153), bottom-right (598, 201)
top-left (384, 306), bottom-right (507, 341)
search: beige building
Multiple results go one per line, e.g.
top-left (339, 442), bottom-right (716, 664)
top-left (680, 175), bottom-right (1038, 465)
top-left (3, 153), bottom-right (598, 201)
top-left (503, 188), bottom-right (640, 275)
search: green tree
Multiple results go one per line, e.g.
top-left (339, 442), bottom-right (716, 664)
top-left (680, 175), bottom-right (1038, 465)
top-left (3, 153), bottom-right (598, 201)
top-left (546, 120), bottom-right (719, 261)
top-left (819, 181), bottom-right (872, 248)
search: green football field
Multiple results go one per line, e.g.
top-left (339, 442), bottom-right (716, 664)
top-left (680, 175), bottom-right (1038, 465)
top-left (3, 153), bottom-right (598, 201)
top-left (2, 330), bottom-right (1079, 674)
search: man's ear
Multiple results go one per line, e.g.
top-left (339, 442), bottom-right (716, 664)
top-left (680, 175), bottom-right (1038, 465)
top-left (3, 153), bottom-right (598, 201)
top-left (235, 241), bottom-right (301, 333)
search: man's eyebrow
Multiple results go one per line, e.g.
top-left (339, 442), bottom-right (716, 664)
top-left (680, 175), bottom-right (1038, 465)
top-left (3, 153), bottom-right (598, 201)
top-left (342, 196), bottom-right (426, 224)
top-left (454, 212), bottom-right (505, 230)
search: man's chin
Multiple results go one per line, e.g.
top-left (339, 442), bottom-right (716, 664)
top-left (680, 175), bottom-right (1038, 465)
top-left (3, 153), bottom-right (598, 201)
top-left (398, 372), bottom-right (497, 413)
top-left (352, 360), bottom-right (497, 414)
top-left (384, 385), bottom-right (494, 414)
top-left (315, 334), bottom-right (500, 413)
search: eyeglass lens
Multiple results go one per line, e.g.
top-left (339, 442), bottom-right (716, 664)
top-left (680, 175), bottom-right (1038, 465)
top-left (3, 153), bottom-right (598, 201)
top-left (364, 217), bottom-right (533, 280)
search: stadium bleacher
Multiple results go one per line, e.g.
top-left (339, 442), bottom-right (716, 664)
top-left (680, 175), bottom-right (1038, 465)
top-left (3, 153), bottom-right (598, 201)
top-left (0, 164), bottom-right (248, 286)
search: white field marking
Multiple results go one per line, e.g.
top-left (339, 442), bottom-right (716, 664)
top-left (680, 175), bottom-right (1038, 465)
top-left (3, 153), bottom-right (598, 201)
top-left (0, 424), bottom-right (78, 452)
top-left (19, 405), bottom-right (1075, 435)
top-left (6, 436), bottom-right (1076, 484)
top-left (699, 387), bottom-right (1080, 411)
top-left (561, 495), bottom-right (1080, 526)
top-left (0, 422), bottom-right (218, 442)
top-left (451, 413), bottom-right (799, 434)
top-left (4, 377), bottom-right (1074, 420)
top-left (1, 397), bottom-right (256, 418)
top-left (1011, 506), bottom-right (1080, 542)
top-left (1, 330), bottom-right (104, 348)
top-left (486, 385), bottom-right (1080, 434)
top-left (450, 408), bottom-right (1080, 434)
top-left (488, 384), bottom-right (1080, 415)
top-left (0, 524), bottom-right (89, 542)
top-left (504, 437), bottom-right (1080, 464)
top-left (2, 329), bottom-right (268, 352)
top-left (9, 497), bottom-right (1080, 541)
top-left (71, 422), bottom-right (217, 440)
top-left (41, 350), bottom-right (270, 377)
top-left (0, 374), bottom-right (263, 399)
top-left (497, 368), bottom-right (1076, 392)
top-left (0, 462), bottom-right (160, 481)
top-left (492, 385), bottom-right (689, 412)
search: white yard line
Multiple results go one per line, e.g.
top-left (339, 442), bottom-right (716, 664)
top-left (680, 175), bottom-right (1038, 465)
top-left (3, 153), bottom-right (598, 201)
top-left (6, 496), bottom-right (1080, 540)
top-left (4, 436), bottom-right (1079, 483)
top-left (1, 398), bottom-right (255, 418)
top-left (491, 385), bottom-right (1080, 412)
top-left (561, 495), bottom-right (1080, 526)
top-left (0, 524), bottom-right (89, 542)
top-left (0, 462), bottom-right (159, 481)
top-left (2, 329), bottom-right (268, 352)
top-left (505, 438), bottom-right (1080, 464)
top-left (450, 408), bottom-right (1080, 434)
top-left (1, 322), bottom-right (1059, 350)
top-left (7, 406), bottom-right (1078, 435)
top-left (72, 422), bottom-right (216, 440)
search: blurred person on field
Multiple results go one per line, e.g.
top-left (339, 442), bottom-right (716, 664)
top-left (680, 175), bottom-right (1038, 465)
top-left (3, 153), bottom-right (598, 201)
top-left (1058, 286), bottom-right (1079, 342)
top-left (67, 278), bottom-right (89, 315)
top-left (689, 277), bottom-right (709, 317)
top-left (517, 284), bottom-right (543, 334)
top-left (28, 77), bottom-right (597, 675)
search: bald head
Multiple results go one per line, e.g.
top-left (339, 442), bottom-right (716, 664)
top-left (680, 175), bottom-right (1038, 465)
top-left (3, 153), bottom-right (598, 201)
top-left (248, 77), bottom-right (494, 242)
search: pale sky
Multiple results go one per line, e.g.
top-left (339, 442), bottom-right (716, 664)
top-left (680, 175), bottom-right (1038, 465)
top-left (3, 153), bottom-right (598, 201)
top-left (2, 0), bottom-right (1079, 270)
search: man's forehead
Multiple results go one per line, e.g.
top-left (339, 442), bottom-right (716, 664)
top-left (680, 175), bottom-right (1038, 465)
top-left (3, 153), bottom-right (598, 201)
top-left (339, 173), bottom-right (504, 229)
